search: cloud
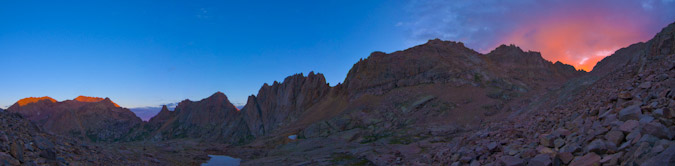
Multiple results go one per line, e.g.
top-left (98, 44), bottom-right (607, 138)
top-left (402, 0), bottom-right (675, 71)
top-left (196, 8), bottom-right (210, 19)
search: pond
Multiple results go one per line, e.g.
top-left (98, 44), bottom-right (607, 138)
top-left (201, 155), bottom-right (241, 166)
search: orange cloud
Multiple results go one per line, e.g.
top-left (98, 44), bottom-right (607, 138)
top-left (498, 12), bottom-right (650, 71)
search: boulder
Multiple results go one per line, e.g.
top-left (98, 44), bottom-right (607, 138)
top-left (585, 139), bottom-right (608, 154)
top-left (604, 130), bottom-right (624, 145)
top-left (642, 144), bottom-right (675, 166)
top-left (641, 122), bottom-right (672, 139)
top-left (569, 153), bottom-right (601, 166)
top-left (539, 134), bottom-right (555, 148)
top-left (555, 152), bottom-right (574, 164)
top-left (0, 152), bottom-right (19, 166)
top-left (527, 154), bottom-right (552, 166)
top-left (618, 104), bottom-right (642, 121)
top-left (619, 120), bottom-right (639, 132)
top-left (499, 156), bottom-right (525, 166)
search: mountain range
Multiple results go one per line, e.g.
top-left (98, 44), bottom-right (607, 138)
top-left (2, 22), bottom-right (674, 165)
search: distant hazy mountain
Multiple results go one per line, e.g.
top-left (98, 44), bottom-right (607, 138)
top-left (129, 103), bottom-right (178, 121)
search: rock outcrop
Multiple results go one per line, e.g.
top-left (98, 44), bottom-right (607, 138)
top-left (7, 96), bottom-right (142, 142)
top-left (242, 72), bottom-right (331, 137)
top-left (147, 92), bottom-right (252, 144)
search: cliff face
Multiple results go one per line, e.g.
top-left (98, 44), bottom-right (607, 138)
top-left (241, 72), bottom-right (331, 137)
top-left (341, 39), bottom-right (584, 99)
top-left (7, 96), bottom-right (142, 142)
top-left (146, 92), bottom-right (252, 144)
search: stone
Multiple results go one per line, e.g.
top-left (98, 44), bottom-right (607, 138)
top-left (560, 143), bottom-right (582, 153)
top-left (9, 142), bottom-right (23, 162)
top-left (638, 81), bottom-right (652, 89)
top-left (604, 130), bottom-right (624, 146)
top-left (499, 156), bottom-right (524, 166)
top-left (553, 138), bottom-right (565, 149)
top-left (487, 142), bottom-right (499, 152)
top-left (642, 144), bottom-right (675, 166)
top-left (641, 122), bottom-right (672, 139)
top-left (639, 115), bottom-right (654, 124)
top-left (618, 92), bottom-right (632, 100)
top-left (527, 154), bottom-right (551, 166)
top-left (618, 104), bottom-right (642, 121)
top-left (39, 148), bottom-right (56, 160)
top-left (539, 134), bottom-right (555, 148)
top-left (619, 120), bottom-right (639, 133)
top-left (569, 153), bottom-right (601, 166)
top-left (0, 152), bottom-right (20, 166)
top-left (555, 152), bottom-right (574, 164)
top-left (585, 139), bottom-right (608, 154)
top-left (653, 109), bottom-right (665, 117)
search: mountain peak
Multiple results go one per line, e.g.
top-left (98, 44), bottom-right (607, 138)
top-left (74, 96), bottom-right (121, 107)
top-left (208, 91), bottom-right (227, 99)
top-left (16, 96), bottom-right (57, 106)
top-left (492, 44), bottom-right (525, 53)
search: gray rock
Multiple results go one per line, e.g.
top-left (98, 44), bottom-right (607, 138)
top-left (619, 104), bottom-right (642, 121)
top-left (569, 152), bottom-right (601, 166)
top-left (638, 81), bottom-right (652, 89)
top-left (642, 144), bottom-right (675, 166)
top-left (487, 142), bottom-right (499, 152)
top-left (527, 154), bottom-right (552, 166)
top-left (561, 143), bottom-right (582, 153)
top-left (9, 142), bottom-right (22, 162)
top-left (0, 152), bottom-right (20, 166)
top-left (499, 156), bottom-right (524, 166)
top-left (539, 134), bottom-right (555, 148)
top-left (585, 139), bottom-right (608, 154)
top-left (554, 138), bottom-right (565, 148)
top-left (653, 109), bottom-right (665, 117)
top-left (639, 115), bottom-right (654, 124)
top-left (555, 152), bottom-right (574, 164)
top-left (604, 130), bottom-right (624, 146)
top-left (619, 120), bottom-right (639, 133)
top-left (641, 122), bottom-right (672, 139)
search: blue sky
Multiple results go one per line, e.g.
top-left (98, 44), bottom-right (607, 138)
top-left (0, 1), bottom-right (410, 107)
top-left (1, 0), bottom-right (673, 108)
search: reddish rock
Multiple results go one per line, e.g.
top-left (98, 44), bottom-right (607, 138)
top-left (539, 134), bottom-right (555, 148)
top-left (619, 120), bottom-right (639, 132)
top-left (569, 153), bottom-right (601, 166)
top-left (555, 152), bottom-right (574, 164)
top-left (604, 130), bottom-right (624, 145)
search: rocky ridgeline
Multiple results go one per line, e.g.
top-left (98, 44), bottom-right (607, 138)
top-left (6, 96), bottom-right (142, 142)
top-left (0, 108), bottom-right (169, 165)
top-left (242, 72), bottom-right (332, 137)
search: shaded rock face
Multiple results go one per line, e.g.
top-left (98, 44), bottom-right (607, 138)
top-left (342, 40), bottom-right (486, 98)
top-left (341, 39), bottom-right (584, 99)
top-left (148, 92), bottom-right (252, 144)
top-left (242, 72), bottom-right (331, 136)
top-left (7, 96), bottom-right (142, 142)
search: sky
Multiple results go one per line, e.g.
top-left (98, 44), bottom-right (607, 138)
top-left (1, 0), bottom-right (673, 108)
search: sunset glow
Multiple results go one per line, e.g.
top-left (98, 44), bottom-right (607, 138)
top-left (17, 96), bottom-right (57, 106)
top-left (499, 16), bottom-right (650, 71)
top-left (75, 96), bottom-right (121, 107)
